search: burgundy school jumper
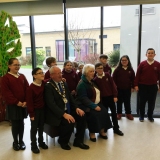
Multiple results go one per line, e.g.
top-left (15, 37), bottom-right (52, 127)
top-left (62, 69), bottom-right (79, 92)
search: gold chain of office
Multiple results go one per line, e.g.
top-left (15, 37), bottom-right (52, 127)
top-left (49, 81), bottom-right (68, 104)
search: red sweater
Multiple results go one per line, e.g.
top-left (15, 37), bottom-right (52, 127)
top-left (134, 60), bottom-right (160, 86)
top-left (103, 64), bottom-right (112, 75)
top-left (44, 70), bottom-right (50, 80)
top-left (26, 82), bottom-right (45, 118)
top-left (1, 73), bottom-right (29, 105)
top-left (62, 69), bottom-right (79, 92)
top-left (113, 67), bottom-right (135, 89)
top-left (93, 72), bottom-right (118, 97)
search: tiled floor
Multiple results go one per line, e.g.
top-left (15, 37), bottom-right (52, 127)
top-left (0, 117), bottom-right (160, 160)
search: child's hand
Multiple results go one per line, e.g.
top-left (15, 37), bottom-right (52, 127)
top-left (71, 90), bottom-right (76, 95)
top-left (17, 101), bottom-right (23, 107)
top-left (134, 86), bottom-right (139, 91)
top-left (22, 102), bottom-right (27, 107)
top-left (95, 106), bottom-right (101, 111)
top-left (113, 97), bottom-right (118, 102)
top-left (30, 117), bottom-right (34, 121)
top-left (62, 78), bottom-right (66, 82)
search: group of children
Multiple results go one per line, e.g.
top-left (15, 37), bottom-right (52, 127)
top-left (1, 47), bottom-right (160, 153)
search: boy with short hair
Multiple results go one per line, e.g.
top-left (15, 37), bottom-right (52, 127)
top-left (44, 57), bottom-right (57, 80)
top-left (134, 48), bottom-right (160, 122)
top-left (99, 54), bottom-right (112, 75)
top-left (93, 63), bottom-right (123, 136)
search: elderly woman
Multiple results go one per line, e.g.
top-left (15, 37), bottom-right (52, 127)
top-left (76, 64), bottom-right (112, 142)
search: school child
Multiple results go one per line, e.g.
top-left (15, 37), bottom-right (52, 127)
top-left (99, 54), bottom-right (112, 75)
top-left (72, 61), bottom-right (79, 72)
top-left (26, 68), bottom-right (48, 154)
top-left (1, 58), bottom-right (29, 151)
top-left (62, 60), bottom-right (79, 97)
top-left (134, 48), bottom-right (160, 122)
top-left (44, 57), bottom-right (57, 80)
top-left (94, 63), bottom-right (123, 136)
top-left (77, 63), bottom-right (84, 81)
top-left (112, 55), bottom-right (135, 120)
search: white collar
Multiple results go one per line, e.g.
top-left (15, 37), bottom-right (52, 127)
top-left (122, 66), bottom-right (128, 70)
top-left (97, 72), bottom-right (105, 79)
top-left (33, 81), bottom-right (42, 86)
top-left (147, 60), bottom-right (154, 65)
top-left (8, 72), bottom-right (20, 78)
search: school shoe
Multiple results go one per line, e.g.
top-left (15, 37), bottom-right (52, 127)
top-left (99, 133), bottom-right (108, 139)
top-left (117, 114), bottom-right (122, 120)
top-left (60, 144), bottom-right (71, 150)
top-left (125, 114), bottom-right (134, 120)
top-left (31, 146), bottom-right (40, 154)
top-left (39, 142), bottom-right (48, 149)
top-left (139, 117), bottom-right (144, 122)
top-left (13, 142), bottom-right (20, 151)
top-left (19, 141), bottom-right (26, 150)
top-left (114, 129), bottom-right (124, 136)
top-left (148, 117), bottom-right (154, 122)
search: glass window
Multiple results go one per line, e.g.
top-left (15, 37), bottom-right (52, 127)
top-left (68, 7), bottom-right (100, 63)
top-left (141, 4), bottom-right (160, 116)
top-left (34, 15), bottom-right (64, 70)
top-left (113, 44), bottom-right (120, 50)
top-left (13, 16), bottom-right (32, 84)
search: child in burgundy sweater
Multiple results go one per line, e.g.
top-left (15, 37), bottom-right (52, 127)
top-left (99, 54), bottom-right (112, 75)
top-left (1, 58), bottom-right (29, 151)
top-left (94, 63), bottom-right (123, 136)
top-left (27, 68), bottom-right (48, 154)
top-left (44, 57), bottom-right (57, 80)
top-left (113, 55), bottom-right (135, 120)
top-left (62, 60), bottom-right (79, 97)
top-left (134, 48), bottom-right (160, 122)
top-left (77, 63), bottom-right (84, 82)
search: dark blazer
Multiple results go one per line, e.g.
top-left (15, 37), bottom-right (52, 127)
top-left (44, 79), bottom-right (78, 126)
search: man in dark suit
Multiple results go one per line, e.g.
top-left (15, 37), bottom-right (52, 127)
top-left (44, 66), bottom-right (89, 150)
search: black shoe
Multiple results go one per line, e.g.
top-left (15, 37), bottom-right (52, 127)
top-left (90, 137), bottom-right (96, 142)
top-left (148, 117), bottom-right (154, 122)
top-left (60, 144), bottom-right (71, 150)
top-left (99, 134), bottom-right (108, 139)
top-left (73, 142), bottom-right (89, 150)
top-left (114, 129), bottom-right (124, 136)
top-left (13, 142), bottom-right (20, 151)
top-left (31, 146), bottom-right (40, 154)
top-left (19, 141), bottom-right (26, 150)
top-left (139, 117), bottom-right (144, 122)
top-left (39, 142), bottom-right (48, 149)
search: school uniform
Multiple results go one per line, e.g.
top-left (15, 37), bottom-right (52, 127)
top-left (62, 69), bottom-right (79, 94)
top-left (44, 70), bottom-right (50, 80)
top-left (1, 72), bottom-right (29, 144)
top-left (77, 71), bottom-right (82, 82)
top-left (26, 81), bottom-right (45, 148)
top-left (103, 64), bottom-right (112, 75)
top-left (134, 60), bottom-right (160, 118)
top-left (113, 67), bottom-right (135, 114)
top-left (93, 72), bottom-right (119, 131)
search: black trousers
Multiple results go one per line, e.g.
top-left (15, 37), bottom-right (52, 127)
top-left (138, 84), bottom-right (158, 118)
top-left (58, 112), bottom-right (86, 145)
top-left (30, 108), bottom-right (44, 147)
top-left (11, 119), bottom-right (24, 144)
top-left (117, 88), bottom-right (132, 114)
top-left (102, 96), bottom-right (119, 131)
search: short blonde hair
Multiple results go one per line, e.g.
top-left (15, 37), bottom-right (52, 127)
top-left (82, 64), bottom-right (95, 75)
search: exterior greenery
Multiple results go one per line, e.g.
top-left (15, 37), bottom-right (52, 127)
top-left (108, 50), bottom-right (120, 67)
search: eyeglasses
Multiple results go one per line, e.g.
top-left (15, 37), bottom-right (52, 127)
top-left (36, 72), bottom-right (45, 75)
top-left (97, 67), bottom-right (103, 69)
top-left (12, 64), bottom-right (21, 67)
